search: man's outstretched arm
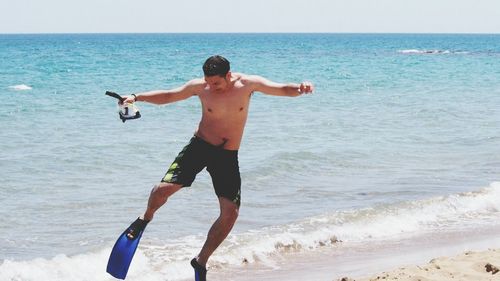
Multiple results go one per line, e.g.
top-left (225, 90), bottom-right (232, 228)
top-left (122, 79), bottom-right (202, 105)
top-left (247, 75), bottom-right (314, 97)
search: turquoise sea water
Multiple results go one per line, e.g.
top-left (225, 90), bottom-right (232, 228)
top-left (1, 33), bottom-right (499, 280)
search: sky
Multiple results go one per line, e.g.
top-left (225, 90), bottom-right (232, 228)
top-left (1, 0), bottom-right (499, 34)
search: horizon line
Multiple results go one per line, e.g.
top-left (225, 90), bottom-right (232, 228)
top-left (1, 31), bottom-right (499, 35)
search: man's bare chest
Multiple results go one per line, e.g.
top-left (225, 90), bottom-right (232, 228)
top-left (199, 91), bottom-right (251, 116)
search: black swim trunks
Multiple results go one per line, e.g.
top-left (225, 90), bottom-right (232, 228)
top-left (161, 136), bottom-right (241, 207)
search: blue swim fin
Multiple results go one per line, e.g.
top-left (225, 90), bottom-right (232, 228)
top-left (107, 218), bottom-right (149, 279)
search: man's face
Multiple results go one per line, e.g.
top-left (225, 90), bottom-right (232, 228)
top-left (204, 73), bottom-right (229, 93)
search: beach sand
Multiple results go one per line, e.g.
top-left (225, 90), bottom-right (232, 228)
top-left (339, 248), bottom-right (500, 281)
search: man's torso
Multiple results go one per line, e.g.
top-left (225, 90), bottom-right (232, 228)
top-left (194, 73), bottom-right (253, 150)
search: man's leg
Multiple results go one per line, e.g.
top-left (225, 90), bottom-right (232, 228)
top-left (195, 197), bottom-right (239, 266)
top-left (143, 182), bottom-right (182, 221)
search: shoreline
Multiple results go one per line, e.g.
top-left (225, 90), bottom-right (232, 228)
top-left (208, 225), bottom-right (500, 281)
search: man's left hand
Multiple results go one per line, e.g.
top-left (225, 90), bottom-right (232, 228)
top-left (299, 82), bottom-right (314, 94)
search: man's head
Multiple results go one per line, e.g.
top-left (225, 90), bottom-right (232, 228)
top-left (203, 55), bottom-right (231, 93)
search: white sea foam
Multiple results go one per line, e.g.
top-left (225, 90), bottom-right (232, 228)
top-left (207, 182), bottom-right (500, 266)
top-left (1, 182), bottom-right (499, 280)
top-left (397, 49), bottom-right (467, 55)
top-left (8, 84), bottom-right (32, 91)
top-left (0, 248), bottom-right (180, 281)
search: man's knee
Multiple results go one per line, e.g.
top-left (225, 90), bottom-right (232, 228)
top-left (152, 182), bottom-right (182, 199)
top-left (220, 204), bottom-right (239, 223)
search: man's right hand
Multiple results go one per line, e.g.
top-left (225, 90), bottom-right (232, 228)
top-left (120, 95), bottom-right (136, 104)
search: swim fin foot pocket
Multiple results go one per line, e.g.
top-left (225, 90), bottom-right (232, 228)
top-left (191, 258), bottom-right (207, 281)
top-left (126, 218), bottom-right (149, 240)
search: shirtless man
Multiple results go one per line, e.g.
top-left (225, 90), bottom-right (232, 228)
top-left (123, 55), bottom-right (313, 281)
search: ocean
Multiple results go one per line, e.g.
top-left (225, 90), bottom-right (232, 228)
top-left (1, 33), bottom-right (499, 281)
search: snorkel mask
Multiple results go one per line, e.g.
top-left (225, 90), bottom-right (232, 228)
top-left (105, 91), bottom-right (141, 123)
